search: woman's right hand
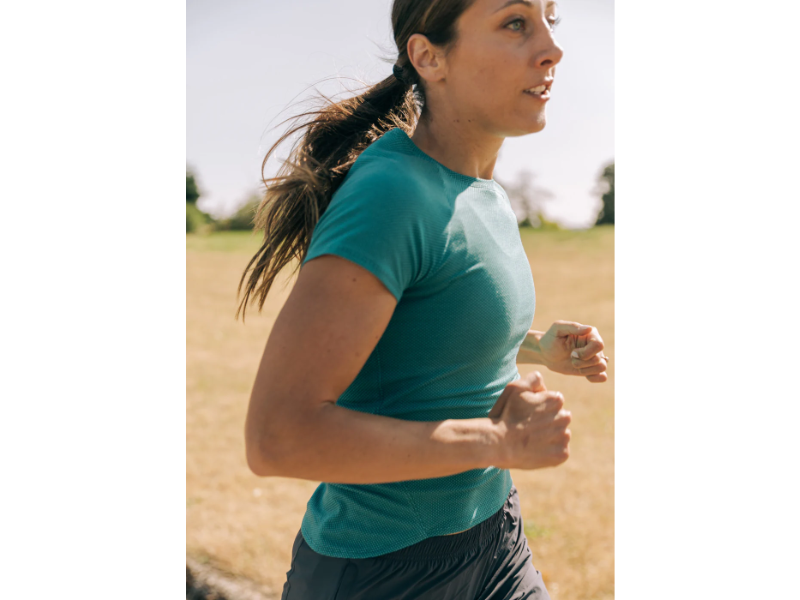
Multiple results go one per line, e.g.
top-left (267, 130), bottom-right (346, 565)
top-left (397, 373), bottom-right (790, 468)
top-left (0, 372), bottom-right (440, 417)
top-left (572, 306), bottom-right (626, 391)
top-left (488, 371), bottom-right (572, 470)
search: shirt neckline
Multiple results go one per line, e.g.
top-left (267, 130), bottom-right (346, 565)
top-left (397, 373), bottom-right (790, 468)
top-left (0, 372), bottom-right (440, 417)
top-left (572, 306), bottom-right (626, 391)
top-left (388, 128), bottom-right (503, 191)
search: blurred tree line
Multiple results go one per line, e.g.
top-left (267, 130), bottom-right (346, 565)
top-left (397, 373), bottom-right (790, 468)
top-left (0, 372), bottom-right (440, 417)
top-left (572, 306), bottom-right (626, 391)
top-left (186, 159), bottom-right (614, 234)
top-left (594, 161), bottom-right (614, 226)
top-left (495, 169), bottom-right (561, 230)
top-left (186, 168), bottom-right (212, 233)
top-left (224, 194), bottom-right (263, 230)
top-left (186, 167), bottom-right (261, 233)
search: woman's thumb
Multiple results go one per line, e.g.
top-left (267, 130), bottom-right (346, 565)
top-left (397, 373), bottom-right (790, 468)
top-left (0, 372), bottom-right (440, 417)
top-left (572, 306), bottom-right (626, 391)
top-left (488, 387), bottom-right (513, 419)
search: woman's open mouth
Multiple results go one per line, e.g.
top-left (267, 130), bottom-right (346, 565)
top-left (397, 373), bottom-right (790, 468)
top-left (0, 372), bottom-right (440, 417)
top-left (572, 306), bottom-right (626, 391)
top-left (523, 81), bottom-right (552, 101)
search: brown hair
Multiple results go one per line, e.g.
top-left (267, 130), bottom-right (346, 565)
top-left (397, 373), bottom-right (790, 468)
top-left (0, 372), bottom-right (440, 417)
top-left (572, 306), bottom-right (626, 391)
top-left (236, 0), bottom-right (476, 320)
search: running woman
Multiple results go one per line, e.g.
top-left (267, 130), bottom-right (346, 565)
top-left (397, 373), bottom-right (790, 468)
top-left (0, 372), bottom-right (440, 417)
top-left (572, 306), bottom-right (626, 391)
top-left (238, 0), bottom-right (609, 597)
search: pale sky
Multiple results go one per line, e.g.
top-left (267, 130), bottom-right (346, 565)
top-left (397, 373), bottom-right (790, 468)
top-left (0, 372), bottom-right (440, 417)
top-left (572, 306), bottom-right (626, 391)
top-left (187, 0), bottom-right (613, 228)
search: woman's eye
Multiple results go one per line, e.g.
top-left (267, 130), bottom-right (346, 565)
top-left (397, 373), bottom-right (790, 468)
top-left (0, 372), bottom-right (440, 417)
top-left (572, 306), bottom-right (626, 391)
top-left (506, 18), bottom-right (525, 32)
top-left (506, 16), bottom-right (561, 33)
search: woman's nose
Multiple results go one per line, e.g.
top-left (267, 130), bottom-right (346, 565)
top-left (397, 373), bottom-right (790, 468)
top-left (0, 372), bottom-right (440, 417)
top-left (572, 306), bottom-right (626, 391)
top-left (536, 33), bottom-right (564, 69)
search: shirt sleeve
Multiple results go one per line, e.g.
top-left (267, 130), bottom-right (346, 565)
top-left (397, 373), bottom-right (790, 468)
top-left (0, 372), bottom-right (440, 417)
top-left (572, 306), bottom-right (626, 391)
top-left (300, 158), bottom-right (442, 302)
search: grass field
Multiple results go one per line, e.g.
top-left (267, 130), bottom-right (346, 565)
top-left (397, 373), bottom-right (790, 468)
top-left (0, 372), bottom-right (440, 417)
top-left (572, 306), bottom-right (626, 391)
top-left (187, 226), bottom-right (614, 599)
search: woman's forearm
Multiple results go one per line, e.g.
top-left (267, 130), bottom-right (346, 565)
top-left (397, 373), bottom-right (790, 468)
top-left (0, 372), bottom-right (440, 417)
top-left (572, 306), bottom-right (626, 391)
top-left (516, 329), bottom-right (546, 364)
top-left (248, 402), bottom-right (507, 484)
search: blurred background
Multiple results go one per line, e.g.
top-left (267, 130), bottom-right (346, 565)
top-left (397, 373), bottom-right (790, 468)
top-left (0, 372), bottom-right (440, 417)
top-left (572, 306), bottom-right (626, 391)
top-left (187, 1), bottom-right (614, 599)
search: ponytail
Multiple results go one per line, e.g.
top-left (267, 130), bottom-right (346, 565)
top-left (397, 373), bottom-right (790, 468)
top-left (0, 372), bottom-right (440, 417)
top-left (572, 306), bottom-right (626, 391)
top-left (236, 73), bottom-right (418, 320)
top-left (237, 0), bottom-right (476, 320)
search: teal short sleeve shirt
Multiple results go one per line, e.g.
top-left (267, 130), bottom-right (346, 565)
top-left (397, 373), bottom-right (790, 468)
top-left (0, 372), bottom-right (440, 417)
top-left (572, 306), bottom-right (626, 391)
top-left (299, 127), bottom-right (536, 558)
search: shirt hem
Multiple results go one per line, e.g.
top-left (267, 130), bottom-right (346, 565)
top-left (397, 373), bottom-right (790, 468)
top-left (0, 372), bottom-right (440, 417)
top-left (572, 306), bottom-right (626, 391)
top-left (299, 473), bottom-right (514, 559)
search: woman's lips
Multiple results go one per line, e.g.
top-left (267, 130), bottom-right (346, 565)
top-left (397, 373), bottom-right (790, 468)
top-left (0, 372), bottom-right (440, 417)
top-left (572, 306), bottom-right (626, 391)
top-left (523, 79), bottom-right (553, 101)
top-left (523, 89), bottom-right (550, 101)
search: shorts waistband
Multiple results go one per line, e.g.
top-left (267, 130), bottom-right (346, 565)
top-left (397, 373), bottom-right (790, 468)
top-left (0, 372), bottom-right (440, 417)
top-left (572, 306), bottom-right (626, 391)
top-left (372, 488), bottom-right (512, 561)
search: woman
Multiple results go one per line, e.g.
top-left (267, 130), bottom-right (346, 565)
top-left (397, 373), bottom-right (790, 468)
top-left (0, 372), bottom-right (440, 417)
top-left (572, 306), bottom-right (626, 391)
top-left (238, 0), bottom-right (608, 597)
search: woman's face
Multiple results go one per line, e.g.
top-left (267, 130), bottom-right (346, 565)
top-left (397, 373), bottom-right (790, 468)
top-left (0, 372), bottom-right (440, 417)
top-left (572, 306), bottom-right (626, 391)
top-left (437, 0), bottom-right (564, 137)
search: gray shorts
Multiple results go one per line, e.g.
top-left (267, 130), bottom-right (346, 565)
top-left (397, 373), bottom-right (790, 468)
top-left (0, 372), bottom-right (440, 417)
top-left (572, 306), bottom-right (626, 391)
top-left (280, 485), bottom-right (550, 600)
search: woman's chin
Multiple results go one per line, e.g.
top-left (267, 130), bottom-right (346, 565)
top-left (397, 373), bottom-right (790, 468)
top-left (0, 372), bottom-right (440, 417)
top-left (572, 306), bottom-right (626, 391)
top-left (529, 119), bottom-right (547, 134)
top-left (504, 118), bottom-right (547, 138)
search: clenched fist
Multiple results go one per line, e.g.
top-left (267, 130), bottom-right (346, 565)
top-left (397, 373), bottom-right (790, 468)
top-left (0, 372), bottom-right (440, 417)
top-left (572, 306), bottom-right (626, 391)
top-left (488, 370), bottom-right (572, 470)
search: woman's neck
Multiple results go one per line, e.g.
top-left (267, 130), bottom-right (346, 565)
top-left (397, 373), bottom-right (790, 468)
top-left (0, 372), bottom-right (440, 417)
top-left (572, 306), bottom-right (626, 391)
top-left (410, 112), bottom-right (504, 181)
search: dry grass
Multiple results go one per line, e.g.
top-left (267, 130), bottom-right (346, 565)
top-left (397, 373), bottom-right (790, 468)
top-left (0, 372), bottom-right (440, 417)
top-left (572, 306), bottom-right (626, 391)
top-left (187, 226), bottom-right (614, 599)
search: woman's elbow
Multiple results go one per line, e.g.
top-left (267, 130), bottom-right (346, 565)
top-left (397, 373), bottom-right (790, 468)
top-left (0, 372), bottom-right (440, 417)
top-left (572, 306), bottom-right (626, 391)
top-left (245, 427), bottom-right (287, 478)
top-left (245, 401), bottom-right (327, 477)
top-left (246, 447), bottom-right (275, 478)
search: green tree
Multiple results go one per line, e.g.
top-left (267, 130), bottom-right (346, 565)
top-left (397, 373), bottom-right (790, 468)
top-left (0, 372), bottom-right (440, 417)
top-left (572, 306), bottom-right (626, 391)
top-left (186, 167), bottom-right (214, 232)
top-left (186, 168), bottom-right (200, 204)
top-left (187, 202), bottom-right (212, 233)
top-left (594, 161), bottom-right (614, 226)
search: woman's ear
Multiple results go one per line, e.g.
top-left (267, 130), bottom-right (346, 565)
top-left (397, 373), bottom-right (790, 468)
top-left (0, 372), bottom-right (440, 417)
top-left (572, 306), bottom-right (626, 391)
top-left (407, 33), bottom-right (448, 84)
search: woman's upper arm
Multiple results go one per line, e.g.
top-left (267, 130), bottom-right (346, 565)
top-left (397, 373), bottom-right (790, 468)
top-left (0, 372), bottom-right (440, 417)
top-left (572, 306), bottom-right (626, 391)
top-left (244, 254), bottom-right (398, 473)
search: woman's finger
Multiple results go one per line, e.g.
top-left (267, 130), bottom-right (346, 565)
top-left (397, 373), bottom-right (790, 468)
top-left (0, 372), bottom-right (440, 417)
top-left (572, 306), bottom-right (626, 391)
top-left (549, 321), bottom-right (593, 338)
top-left (525, 370), bottom-right (547, 393)
top-left (577, 363), bottom-right (608, 376)
top-left (585, 372), bottom-right (608, 383)
top-left (571, 337), bottom-right (604, 360)
top-left (489, 371), bottom-right (546, 419)
top-left (571, 354), bottom-right (607, 369)
top-left (488, 386), bottom-right (513, 419)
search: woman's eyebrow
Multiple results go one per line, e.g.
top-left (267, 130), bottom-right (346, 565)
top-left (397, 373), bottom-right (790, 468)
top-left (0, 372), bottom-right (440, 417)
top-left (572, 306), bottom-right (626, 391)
top-left (493, 0), bottom-right (558, 14)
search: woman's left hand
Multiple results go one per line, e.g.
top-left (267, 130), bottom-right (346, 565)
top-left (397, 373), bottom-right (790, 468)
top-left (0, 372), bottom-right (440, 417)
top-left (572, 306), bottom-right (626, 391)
top-left (538, 321), bottom-right (609, 383)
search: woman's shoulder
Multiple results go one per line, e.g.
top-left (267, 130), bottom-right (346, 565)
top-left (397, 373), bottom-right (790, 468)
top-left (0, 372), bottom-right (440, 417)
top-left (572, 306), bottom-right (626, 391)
top-left (321, 149), bottom-right (449, 245)
top-left (337, 146), bottom-right (438, 209)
